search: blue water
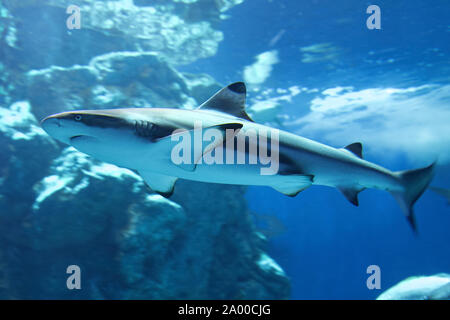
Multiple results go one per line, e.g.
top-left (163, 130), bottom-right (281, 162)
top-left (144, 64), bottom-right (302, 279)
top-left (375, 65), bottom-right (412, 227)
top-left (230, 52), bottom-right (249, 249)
top-left (1, 0), bottom-right (448, 300)
top-left (185, 0), bottom-right (449, 88)
top-left (184, 0), bottom-right (450, 299)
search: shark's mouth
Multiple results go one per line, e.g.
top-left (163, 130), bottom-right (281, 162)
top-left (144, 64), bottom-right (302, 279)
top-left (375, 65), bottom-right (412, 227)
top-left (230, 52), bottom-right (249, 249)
top-left (70, 135), bottom-right (100, 149)
top-left (70, 135), bottom-right (97, 143)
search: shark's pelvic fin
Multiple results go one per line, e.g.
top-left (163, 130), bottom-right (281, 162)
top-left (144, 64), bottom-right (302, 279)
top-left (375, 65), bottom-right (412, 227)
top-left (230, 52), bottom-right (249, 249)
top-left (271, 174), bottom-right (314, 197)
top-left (343, 142), bottom-right (363, 158)
top-left (139, 171), bottom-right (178, 197)
top-left (338, 186), bottom-right (366, 206)
top-left (198, 82), bottom-right (254, 122)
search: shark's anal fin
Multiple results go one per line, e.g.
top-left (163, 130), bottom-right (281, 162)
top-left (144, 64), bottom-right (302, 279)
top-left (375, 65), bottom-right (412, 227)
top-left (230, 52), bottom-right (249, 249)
top-left (139, 171), bottom-right (178, 197)
top-left (338, 186), bottom-right (366, 206)
top-left (343, 142), bottom-right (363, 158)
top-left (271, 174), bottom-right (314, 197)
top-left (198, 82), bottom-right (254, 122)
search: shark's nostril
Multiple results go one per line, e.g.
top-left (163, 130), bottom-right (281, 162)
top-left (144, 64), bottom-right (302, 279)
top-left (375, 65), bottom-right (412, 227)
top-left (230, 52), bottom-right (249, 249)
top-left (41, 117), bottom-right (60, 126)
top-left (50, 118), bottom-right (61, 127)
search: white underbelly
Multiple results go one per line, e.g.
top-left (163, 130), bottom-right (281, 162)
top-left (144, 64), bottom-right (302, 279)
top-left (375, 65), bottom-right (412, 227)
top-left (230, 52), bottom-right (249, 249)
top-left (157, 161), bottom-right (277, 186)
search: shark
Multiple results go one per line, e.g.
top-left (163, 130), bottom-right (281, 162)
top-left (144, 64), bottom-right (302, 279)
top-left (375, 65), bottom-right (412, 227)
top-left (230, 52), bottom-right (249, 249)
top-left (41, 82), bottom-right (435, 231)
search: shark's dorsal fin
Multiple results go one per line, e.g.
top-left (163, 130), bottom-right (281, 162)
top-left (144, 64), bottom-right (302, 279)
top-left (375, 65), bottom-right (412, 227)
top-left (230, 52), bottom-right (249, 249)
top-left (344, 142), bottom-right (363, 158)
top-left (198, 82), bottom-right (254, 122)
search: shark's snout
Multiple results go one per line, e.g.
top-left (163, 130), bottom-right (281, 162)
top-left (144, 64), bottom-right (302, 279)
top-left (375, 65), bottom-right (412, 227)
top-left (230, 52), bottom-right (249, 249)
top-left (41, 113), bottom-right (81, 145)
top-left (41, 116), bottom-right (61, 130)
top-left (41, 116), bottom-right (63, 140)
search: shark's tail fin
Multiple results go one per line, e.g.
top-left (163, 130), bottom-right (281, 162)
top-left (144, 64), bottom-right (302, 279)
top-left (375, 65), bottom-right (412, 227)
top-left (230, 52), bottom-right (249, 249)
top-left (391, 162), bottom-right (436, 233)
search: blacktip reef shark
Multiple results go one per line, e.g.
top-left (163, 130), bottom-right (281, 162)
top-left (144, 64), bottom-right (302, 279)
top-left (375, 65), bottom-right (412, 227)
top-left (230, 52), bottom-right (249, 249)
top-left (41, 82), bottom-right (435, 232)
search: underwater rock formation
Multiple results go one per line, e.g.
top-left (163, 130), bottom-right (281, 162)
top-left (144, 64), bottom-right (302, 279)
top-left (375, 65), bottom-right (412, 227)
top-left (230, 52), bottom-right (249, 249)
top-left (2, 0), bottom-right (242, 70)
top-left (24, 51), bottom-right (197, 119)
top-left (0, 101), bottom-right (60, 226)
top-left (117, 180), bottom-right (291, 299)
top-left (26, 148), bottom-right (144, 250)
top-left (24, 50), bottom-right (226, 120)
top-left (0, 3), bottom-right (18, 106)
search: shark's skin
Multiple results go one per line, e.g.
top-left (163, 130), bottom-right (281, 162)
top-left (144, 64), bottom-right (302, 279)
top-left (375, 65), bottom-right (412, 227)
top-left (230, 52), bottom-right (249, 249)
top-left (41, 82), bottom-right (435, 231)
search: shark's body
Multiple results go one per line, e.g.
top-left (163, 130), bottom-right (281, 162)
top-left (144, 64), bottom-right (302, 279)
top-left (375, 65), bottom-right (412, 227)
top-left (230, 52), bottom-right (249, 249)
top-left (41, 82), bottom-right (435, 231)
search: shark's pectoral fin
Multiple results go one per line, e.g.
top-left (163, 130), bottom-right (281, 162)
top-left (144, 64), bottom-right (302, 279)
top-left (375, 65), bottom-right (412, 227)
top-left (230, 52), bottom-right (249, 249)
top-left (338, 186), bottom-right (366, 206)
top-left (139, 171), bottom-right (178, 197)
top-left (271, 174), bottom-right (314, 197)
top-left (157, 122), bottom-right (243, 172)
top-left (195, 122), bottom-right (243, 164)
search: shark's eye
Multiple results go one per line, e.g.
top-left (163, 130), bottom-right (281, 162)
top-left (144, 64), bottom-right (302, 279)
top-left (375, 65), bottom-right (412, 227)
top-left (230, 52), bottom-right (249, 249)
top-left (74, 115), bottom-right (82, 121)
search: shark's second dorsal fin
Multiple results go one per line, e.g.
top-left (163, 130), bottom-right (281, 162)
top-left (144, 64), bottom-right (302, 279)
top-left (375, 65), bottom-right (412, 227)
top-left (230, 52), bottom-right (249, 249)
top-left (344, 142), bottom-right (363, 158)
top-left (198, 82), bottom-right (254, 122)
